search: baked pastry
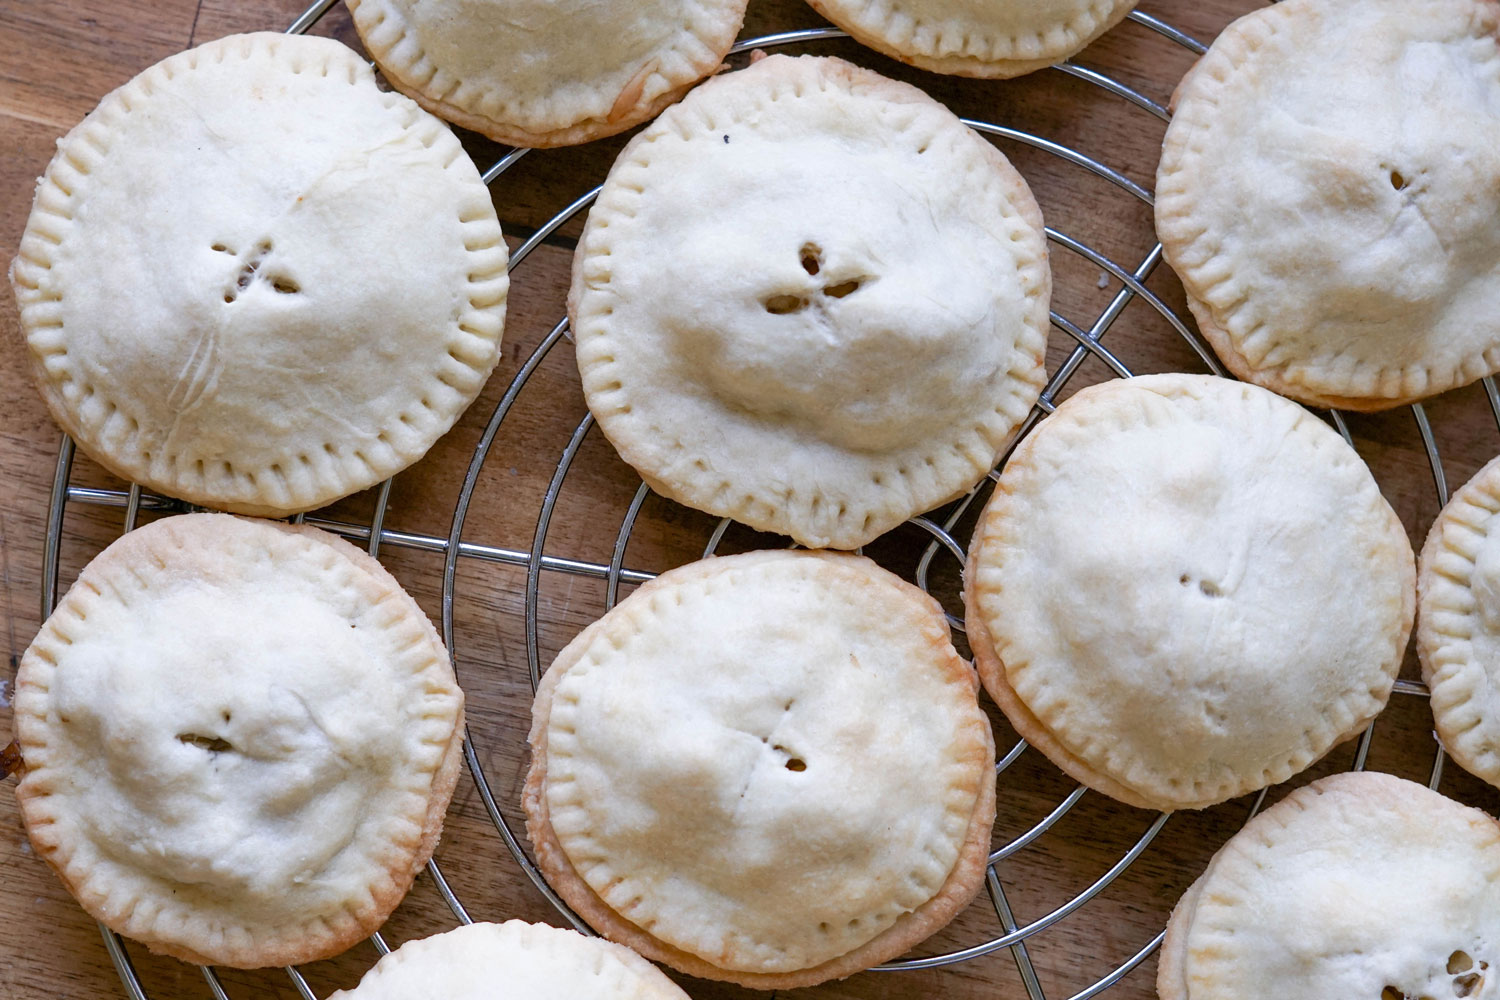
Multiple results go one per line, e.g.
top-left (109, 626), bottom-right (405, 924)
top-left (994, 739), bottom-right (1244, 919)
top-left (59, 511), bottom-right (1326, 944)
top-left (9, 32), bottom-right (508, 516)
top-left (11, 513), bottom-right (465, 968)
top-left (1156, 0), bottom-right (1500, 411)
top-left (524, 550), bottom-right (995, 988)
top-left (328, 920), bottom-right (691, 999)
top-left (570, 53), bottom-right (1050, 550)
top-left (805, 0), bottom-right (1139, 78)
top-left (347, 0), bottom-right (748, 147)
top-left (965, 373), bottom-right (1415, 811)
top-left (1418, 454), bottom-right (1500, 790)
top-left (1159, 771), bottom-right (1500, 1000)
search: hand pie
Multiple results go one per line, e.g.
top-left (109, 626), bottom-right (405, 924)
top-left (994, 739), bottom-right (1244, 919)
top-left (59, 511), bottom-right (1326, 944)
top-left (570, 54), bottom-right (1050, 549)
top-left (524, 550), bottom-right (995, 987)
top-left (348, 0), bottom-right (748, 147)
top-left (10, 33), bottom-right (508, 515)
top-left (1157, 0), bottom-right (1500, 410)
top-left (12, 514), bottom-right (465, 967)
top-left (965, 374), bottom-right (1414, 811)
top-left (1159, 772), bottom-right (1499, 1000)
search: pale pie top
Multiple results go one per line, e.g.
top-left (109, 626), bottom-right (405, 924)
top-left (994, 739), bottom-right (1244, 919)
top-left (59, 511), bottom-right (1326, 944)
top-left (10, 32), bottom-right (508, 515)
top-left (534, 550), bottom-right (991, 973)
top-left (1161, 772), bottom-right (1499, 1000)
top-left (572, 54), bottom-right (1049, 549)
top-left (13, 514), bottom-right (463, 967)
top-left (328, 921), bottom-right (691, 1000)
top-left (1156, 0), bottom-right (1500, 409)
top-left (967, 374), bottom-right (1415, 810)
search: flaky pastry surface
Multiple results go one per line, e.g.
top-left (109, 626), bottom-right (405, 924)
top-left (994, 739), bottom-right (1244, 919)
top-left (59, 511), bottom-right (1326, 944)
top-left (806, 0), bottom-right (1138, 78)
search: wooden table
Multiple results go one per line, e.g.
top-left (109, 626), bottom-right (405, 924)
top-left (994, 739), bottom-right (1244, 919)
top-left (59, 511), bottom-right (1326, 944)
top-left (3, 2), bottom-right (1498, 998)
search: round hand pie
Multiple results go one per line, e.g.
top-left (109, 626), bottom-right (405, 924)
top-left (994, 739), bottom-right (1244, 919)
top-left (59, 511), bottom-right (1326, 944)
top-left (1156, 0), bottom-right (1500, 410)
top-left (328, 920), bottom-right (690, 1000)
top-left (805, 0), bottom-right (1139, 78)
top-left (965, 374), bottom-right (1415, 811)
top-left (1418, 454), bottom-right (1500, 791)
top-left (1159, 772), bottom-right (1500, 1000)
top-left (570, 53), bottom-right (1050, 550)
top-left (9, 32), bottom-right (508, 515)
top-left (12, 513), bottom-right (465, 968)
top-left (347, 0), bottom-right (748, 147)
top-left (524, 549), bottom-right (995, 988)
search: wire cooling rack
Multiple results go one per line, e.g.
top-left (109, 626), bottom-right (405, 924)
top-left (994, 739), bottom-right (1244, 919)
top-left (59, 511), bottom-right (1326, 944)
top-left (27, 1), bottom-right (1480, 998)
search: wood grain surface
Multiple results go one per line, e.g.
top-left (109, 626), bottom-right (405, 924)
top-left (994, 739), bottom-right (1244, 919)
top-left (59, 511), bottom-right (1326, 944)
top-left (3, 2), bottom-right (1499, 999)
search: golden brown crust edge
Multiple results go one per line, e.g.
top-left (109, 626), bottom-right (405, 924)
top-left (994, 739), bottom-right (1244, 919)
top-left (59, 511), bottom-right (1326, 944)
top-left (521, 552), bottom-right (997, 988)
top-left (1180, 294), bottom-right (1438, 413)
top-left (345, 0), bottom-right (735, 148)
top-left (20, 348), bottom-right (304, 517)
top-left (12, 517), bottom-right (465, 968)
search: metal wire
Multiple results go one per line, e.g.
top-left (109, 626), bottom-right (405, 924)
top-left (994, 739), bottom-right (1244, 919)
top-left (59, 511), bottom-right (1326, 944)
top-left (31, 3), bottom-right (1473, 999)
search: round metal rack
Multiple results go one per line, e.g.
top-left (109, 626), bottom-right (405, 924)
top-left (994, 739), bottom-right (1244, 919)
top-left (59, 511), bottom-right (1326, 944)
top-left (33, 1), bottom-right (1475, 998)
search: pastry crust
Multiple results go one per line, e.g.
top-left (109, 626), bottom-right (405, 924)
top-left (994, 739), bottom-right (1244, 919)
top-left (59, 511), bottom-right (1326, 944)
top-left (12, 514), bottom-right (465, 968)
top-left (9, 32), bottom-right (508, 515)
top-left (570, 54), bottom-right (1050, 550)
top-left (806, 0), bottom-right (1139, 78)
top-left (523, 550), bottom-right (995, 988)
top-left (346, 0), bottom-right (747, 147)
top-left (1417, 453), bottom-right (1500, 790)
top-left (965, 374), bottom-right (1415, 811)
top-left (1156, 0), bottom-right (1500, 411)
top-left (1159, 772), bottom-right (1500, 1000)
top-left (327, 920), bottom-right (690, 999)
